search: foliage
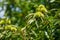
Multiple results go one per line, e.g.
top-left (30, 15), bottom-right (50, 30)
top-left (0, 0), bottom-right (60, 40)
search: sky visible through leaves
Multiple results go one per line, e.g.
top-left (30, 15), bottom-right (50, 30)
top-left (0, 0), bottom-right (4, 18)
